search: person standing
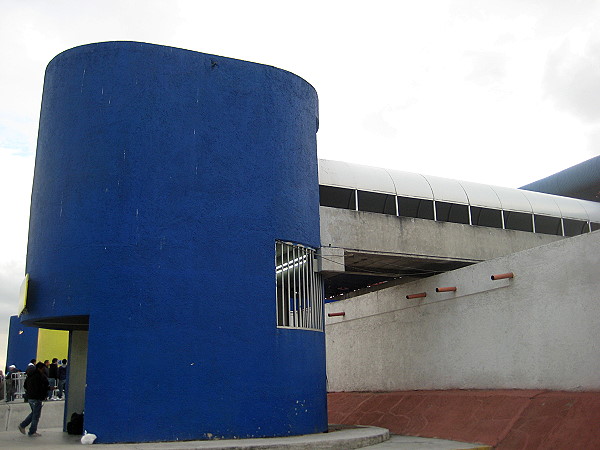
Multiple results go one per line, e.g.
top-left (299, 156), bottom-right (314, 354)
top-left (48, 359), bottom-right (59, 400)
top-left (18, 362), bottom-right (49, 437)
top-left (5, 365), bottom-right (19, 402)
top-left (57, 359), bottom-right (68, 399)
top-left (23, 359), bottom-right (37, 402)
top-left (25, 359), bottom-right (36, 376)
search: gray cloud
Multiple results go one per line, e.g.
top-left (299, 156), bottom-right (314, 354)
top-left (363, 109), bottom-right (398, 139)
top-left (465, 51), bottom-right (507, 88)
top-left (586, 125), bottom-right (600, 156)
top-left (0, 116), bottom-right (38, 156)
top-left (543, 40), bottom-right (600, 122)
top-left (0, 263), bottom-right (22, 316)
top-left (0, 262), bottom-right (23, 369)
top-left (450, 0), bottom-right (599, 37)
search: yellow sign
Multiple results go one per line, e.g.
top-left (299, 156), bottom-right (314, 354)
top-left (18, 273), bottom-right (29, 316)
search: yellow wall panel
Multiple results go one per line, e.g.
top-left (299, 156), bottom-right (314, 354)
top-left (36, 328), bottom-right (69, 362)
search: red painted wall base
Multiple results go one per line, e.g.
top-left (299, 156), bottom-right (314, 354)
top-left (328, 390), bottom-right (600, 449)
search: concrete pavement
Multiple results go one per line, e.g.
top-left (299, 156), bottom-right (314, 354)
top-left (0, 426), bottom-right (490, 449)
top-left (2, 401), bottom-right (490, 449)
top-left (368, 436), bottom-right (490, 449)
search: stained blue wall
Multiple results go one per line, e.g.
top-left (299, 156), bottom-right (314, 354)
top-left (5, 315), bottom-right (38, 372)
top-left (21, 42), bottom-right (325, 443)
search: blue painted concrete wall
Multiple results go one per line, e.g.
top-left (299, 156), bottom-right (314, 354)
top-left (5, 315), bottom-right (38, 372)
top-left (21, 42), bottom-right (325, 443)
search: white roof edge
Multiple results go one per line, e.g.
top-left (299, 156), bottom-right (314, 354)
top-left (577, 198), bottom-right (600, 222)
top-left (318, 159), bottom-right (600, 221)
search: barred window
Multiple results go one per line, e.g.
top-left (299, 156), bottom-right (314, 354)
top-left (275, 241), bottom-right (324, 331)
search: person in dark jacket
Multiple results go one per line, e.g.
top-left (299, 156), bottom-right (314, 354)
top-left (25, 359), bottom-right (36, 376)
top-left (48, 358), bottom-right (59, 399)
top-left (23, 359), bottom-right (37, 402)
top-left (18, 362), bottom-right (49, 437)
top-left (57, 359), bottom-right (68, 399)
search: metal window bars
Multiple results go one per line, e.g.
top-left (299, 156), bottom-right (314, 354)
top-left (275, 240), bottom-right (324, 331)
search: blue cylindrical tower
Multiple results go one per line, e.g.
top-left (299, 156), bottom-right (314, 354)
top-left (21, 42), bottom-right (325, 443)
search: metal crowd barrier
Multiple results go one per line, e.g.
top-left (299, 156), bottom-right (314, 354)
top-left (2, 372), bottom-right (65, 402)
top-left (2, 372), bottom-right (27, 402)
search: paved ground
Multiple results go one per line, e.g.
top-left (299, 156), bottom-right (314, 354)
top-left (0, 427), bottom-right (490, 449)
top-left (2, 401), bottom-right (490, 449)
top-left (368, 436), bottom-right (490, 449)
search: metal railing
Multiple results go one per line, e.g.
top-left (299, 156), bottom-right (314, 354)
top-left (2, 372), bottom-right (64, 402)
top-left (2, 372), bottom-right (26, 402)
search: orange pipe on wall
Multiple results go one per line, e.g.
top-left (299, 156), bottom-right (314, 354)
top-left (328, 312), bottom-right (346, 317)
top-left (406, 292), bottom-right (427, 299)
top-left (491, 272), bottom-right (514, 280)
top-left (436, 286), bottom-right (457, 292)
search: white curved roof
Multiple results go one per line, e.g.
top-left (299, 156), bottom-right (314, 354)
top-left (318, 159), bottom-right (600, 223)
top-left (493, 186), bottom-right (533, 213)
top-left (521, 190), bottom-right (560, 217)
top-left (386, 169), bottom-right (433, 199)
top-left (579, 200), bottom-right (600, 222)
top-left (318, 159), bottom-right (395, 194)
top-left (459, 181), bottom-right (502, 209)
top-left (426, 175), bottom-right (469, 204)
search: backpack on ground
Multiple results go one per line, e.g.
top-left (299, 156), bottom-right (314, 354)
top-left (67, 412), bottom-right (84, 435)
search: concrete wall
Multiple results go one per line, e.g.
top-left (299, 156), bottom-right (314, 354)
top-left (320, 207), bottom-right (562, 262)
top-left (65, 331), bottom-right (87, 429)
top-left (325, 230), bottom-right (600, 391)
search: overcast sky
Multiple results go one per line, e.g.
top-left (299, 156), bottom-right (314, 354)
top-left (1, 0), bottom-right (600, 369)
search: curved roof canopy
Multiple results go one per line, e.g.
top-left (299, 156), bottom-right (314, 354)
top-left (318, 159), bottom-right (600, 222)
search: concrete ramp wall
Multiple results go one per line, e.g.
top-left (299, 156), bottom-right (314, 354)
top-left (325, 231), bottom-right (600, 391)
top-left (328, 390), bottom-right (600, 449)
top-left (0, 401), bottom-right (64, 432)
